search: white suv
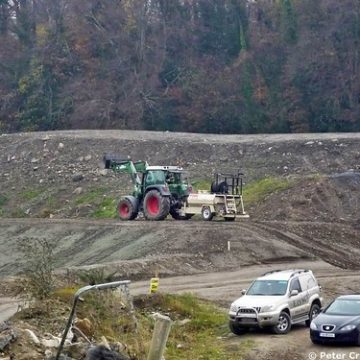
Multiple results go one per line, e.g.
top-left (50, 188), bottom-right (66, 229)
top-left (229, 269), bottom-right (322, 335)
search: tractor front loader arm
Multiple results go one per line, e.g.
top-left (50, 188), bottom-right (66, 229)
top-left (103, 154), bottom-right (148, 193)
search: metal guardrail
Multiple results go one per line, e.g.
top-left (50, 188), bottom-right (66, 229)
top-left (55, 280), bottom-right (131, 360)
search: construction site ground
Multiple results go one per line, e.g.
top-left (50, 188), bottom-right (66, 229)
top-left (0, 130), bottom-right (359, 359)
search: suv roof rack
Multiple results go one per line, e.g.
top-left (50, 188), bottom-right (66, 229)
top-left (289, 269), bottom-right (309, 278)
top-left (262, 269), bottom-right (310, 277)
top-left (262, 269), bottom-right (282, 276)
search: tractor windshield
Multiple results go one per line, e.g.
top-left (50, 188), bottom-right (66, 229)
top-left (145, 170), bottom-right (166, 186)
top-left (166, 171), bottom-right (185, 184)
top-left (166, 171), bottom-right (190, 196)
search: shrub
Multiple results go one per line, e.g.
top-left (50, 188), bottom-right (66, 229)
top-left (16, 237), bottom-right (55, 300)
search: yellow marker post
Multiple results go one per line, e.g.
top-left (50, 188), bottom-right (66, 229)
top-left (149, 277), bottom-right (159, 294)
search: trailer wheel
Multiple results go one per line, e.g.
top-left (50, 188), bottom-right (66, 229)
top-left (144, 190), bottom-right (170, 220)
top-left (202, 206), bottom-right (213, 221)
top-left (117, 198), bottom-right (138, 220)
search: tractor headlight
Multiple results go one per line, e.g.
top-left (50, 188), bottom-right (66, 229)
top-left (310, 322), bottom-right (318, 330)
top-left (340, 324), bottom-right (356, 332)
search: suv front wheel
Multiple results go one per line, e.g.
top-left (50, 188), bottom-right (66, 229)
top-left (272, 311), bottom-right (291, 334)
top-left (229, 322), bottom-right (248, 335)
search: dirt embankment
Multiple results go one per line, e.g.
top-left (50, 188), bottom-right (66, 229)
top-left (0, 218), bottom-right (310, 278)
top-left (0, 131), bottom-right (359, 219)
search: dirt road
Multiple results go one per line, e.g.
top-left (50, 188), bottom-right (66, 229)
top-left (2, 129), bottom-right (360, 143)
top-left (130, 260), bottom-right (360, 304)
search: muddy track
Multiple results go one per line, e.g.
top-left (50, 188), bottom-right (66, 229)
top-left (0, 218), bottom-right (312, 276)
top-left (0, 218), bottom-right (358, 278)
top-left (245, 221), bottom-right (360, 269)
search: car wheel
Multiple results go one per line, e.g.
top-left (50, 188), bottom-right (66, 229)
top-left (306, 303), bottom-right (321, 327)
top-left (229, 322), bottom-right (248, 336)
top-left (272, 311), bottom-right (291, 334)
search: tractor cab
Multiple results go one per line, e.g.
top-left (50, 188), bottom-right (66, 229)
top-left (143, 166), bottom-right (190, 198)
top-left (165, 170), bottom-right (190, 198)
top-left (143, 169), bottom-right (166, 187)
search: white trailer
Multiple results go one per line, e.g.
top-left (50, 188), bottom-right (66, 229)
top-left (182, 170), bottom-right (250, 221)
top-left (184, 190), bottom-right (249, 221)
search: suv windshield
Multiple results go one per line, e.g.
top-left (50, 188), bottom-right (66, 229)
top-left (247, 280), bottom-right (288, 296)
top-left (325, 299), bottom-right (360, 316)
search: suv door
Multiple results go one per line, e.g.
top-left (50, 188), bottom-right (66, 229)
top-left (299, 274), bottom-right (315, 314)
top-left (288, 277), bottom-right (307, 319)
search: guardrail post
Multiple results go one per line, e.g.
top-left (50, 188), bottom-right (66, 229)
top-left (147, 313), bottom-right (172, 360)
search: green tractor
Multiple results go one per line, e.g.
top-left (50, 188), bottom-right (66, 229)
top-left (104, 155), bottom-right (192, 221)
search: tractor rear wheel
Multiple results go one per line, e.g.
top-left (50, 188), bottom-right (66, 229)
top-left (170, 209), bottom-right (193, 220)
top-left (117, 198), bottom-right (138, 220)
top-left (144, 190), bottom-right (170, 220)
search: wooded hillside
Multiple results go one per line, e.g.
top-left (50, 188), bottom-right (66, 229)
top-left (0, 0), bottom-right (359, 134)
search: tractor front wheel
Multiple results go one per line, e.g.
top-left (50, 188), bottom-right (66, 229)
top-left (117, 198), bottom-right (138, 220)
top-left (144, 190), bottom-right (170, 221)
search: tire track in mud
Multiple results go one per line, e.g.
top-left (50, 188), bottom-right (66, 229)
top-left (0, 218), bottom-right (358, 276)
top-left (0, 218), bottom-right (310, 276)
top-left (243, 221), bottom-right (360, 270)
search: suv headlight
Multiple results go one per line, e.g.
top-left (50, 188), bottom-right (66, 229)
top-left (261, 305), bottom-right (275, 313)
top-left (340, 324), bottom-right (356, 332)
top-left (310, 321), bottom-right (317, 330)
top-left (230, 304), bottom-right (238, 312)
